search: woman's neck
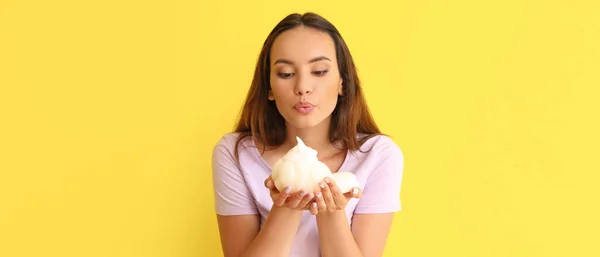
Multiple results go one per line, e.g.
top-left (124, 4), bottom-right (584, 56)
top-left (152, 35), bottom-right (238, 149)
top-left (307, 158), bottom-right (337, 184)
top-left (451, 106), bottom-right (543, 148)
top-left (283, 118), bottom-right (339, 157)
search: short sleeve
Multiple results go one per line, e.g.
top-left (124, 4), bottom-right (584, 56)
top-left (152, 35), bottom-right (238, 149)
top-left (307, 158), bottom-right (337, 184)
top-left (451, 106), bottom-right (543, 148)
top-left (212, 136), bottom-right (259, 216)
top-left (354, 137), bottom-right (404, 214)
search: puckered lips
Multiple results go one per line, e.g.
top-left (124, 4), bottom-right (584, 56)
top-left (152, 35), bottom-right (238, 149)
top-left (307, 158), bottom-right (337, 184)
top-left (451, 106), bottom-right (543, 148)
top-left (294, 102), bottom-right (315, 114)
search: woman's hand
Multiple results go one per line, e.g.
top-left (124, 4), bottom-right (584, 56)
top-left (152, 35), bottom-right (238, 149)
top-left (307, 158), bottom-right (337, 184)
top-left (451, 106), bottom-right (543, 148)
top-left (309, 177), bottom-right (363, 216)
top-left (264, 176), bottom-right (315, 211)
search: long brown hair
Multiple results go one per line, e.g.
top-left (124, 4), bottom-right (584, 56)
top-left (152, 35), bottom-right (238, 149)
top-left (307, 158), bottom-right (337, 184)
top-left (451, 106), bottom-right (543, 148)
top-left (233, 12), bottom-right (382, 160)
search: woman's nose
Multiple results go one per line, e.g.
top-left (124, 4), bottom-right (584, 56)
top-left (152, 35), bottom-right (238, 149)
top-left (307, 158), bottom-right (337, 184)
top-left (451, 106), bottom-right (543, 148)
top-left (295, 88), bottom-right (312, 95)
top-left (294, 77), bottom-right (313, 95)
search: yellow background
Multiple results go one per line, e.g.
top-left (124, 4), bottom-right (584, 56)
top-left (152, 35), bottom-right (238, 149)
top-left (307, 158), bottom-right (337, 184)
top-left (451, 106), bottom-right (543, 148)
top-left (1, 0), bottom-right (599, 256)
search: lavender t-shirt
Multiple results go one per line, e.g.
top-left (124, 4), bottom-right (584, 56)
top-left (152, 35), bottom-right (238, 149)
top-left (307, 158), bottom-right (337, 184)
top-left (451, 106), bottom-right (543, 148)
top-left (211, 132), bottom-right (404, 257)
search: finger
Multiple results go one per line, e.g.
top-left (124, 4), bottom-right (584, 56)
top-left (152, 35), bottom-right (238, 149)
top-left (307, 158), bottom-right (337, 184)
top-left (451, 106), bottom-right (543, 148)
top-left (264, 176), bottom-right (273, 189)
top-left (300, 194), bottom-right (316, 209)
top-left (296, 192), bottom-right (314, 209)
top-left (314, 191), bottom-right (327, 212)
top-left (309, 201), bottom-right (319, 215)
top-left (287, 190), bottom-right (307, 208)
top-left (267, 181), bottom-right (279, 195)
top-left (274, 186), bottom-right (292, 206)
top-left (344, 187), bottom-right (363, 199)
top-left (325, 178), bottom-right (346, 204)
top-left (353, 187), bottom-right (363, 198)
top-left (320, 179), bottom-right (335, 210)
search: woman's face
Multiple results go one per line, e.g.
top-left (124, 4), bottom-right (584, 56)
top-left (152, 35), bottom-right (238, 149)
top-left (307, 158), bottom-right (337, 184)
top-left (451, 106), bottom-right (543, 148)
top-left (268, 26), bottom-right (343, 130)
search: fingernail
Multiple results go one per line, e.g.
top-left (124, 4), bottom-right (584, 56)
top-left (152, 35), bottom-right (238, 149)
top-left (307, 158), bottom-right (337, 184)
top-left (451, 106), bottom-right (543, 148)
top-left (319, 183), bottom-right (325, 189)
top-left (353, 188), bottom-right (358, 196)
top-left (324, 178), bottom-right (330, 184)
top-left (316, 192), bottom-right (322, 199)
top-left (311, 202), bottom-right (317, 209)
top-left (284, 186), bottom-right (292, 193)
top-left (307, 193), bottom-right (314, 199)
top-left (299, 190), bottom-right (306, 197)
top-left (266, 180), bottom-right (272, 188)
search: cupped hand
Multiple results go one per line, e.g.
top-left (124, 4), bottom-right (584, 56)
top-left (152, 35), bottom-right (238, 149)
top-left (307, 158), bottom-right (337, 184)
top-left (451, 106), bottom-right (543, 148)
top-left (309, 177), bottom-right (363, 216)
top-left (264, 176), bottom-right (315, 211)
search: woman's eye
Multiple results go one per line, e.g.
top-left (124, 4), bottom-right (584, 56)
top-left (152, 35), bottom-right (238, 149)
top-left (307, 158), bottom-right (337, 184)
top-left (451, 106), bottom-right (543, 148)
top-left (313, 70), bottom-right (329, 76)
top-left (277, 72), bottom-right (293, 79)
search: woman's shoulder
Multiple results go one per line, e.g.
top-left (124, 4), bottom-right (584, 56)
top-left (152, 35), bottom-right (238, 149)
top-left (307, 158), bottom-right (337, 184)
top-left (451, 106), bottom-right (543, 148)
top-left (214, 132), bottom-right (252, 146)
top-left (212, 132), bottom-right (255, 156)
top-left (355, 133), bottom-right (404, 159)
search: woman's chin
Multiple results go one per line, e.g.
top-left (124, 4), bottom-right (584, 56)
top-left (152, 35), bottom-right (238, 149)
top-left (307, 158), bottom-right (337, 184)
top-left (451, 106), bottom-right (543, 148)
top-left (286, 116), bottom-right (330, 130)
top-left (288, 121), bottom-right (317, 129)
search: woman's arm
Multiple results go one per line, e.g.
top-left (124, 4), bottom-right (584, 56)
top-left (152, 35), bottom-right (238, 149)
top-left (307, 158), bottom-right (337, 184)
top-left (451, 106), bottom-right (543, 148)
top-left (217, 214), bottom-right (260, 257)
top-left (351, 213), bottom-right (395, 257)
top-left (312, 179), bottom-right (365, 257)
top-left (315, 211), bottom-right (395, 257)
top-left (313, 137), bottom-right (402, 257)
top-left (317, 136), bottom-right (403, 257)
top-left (213, 136), bottom-right (317, 257)
top-left (316, 210), bottom-right (363, 257)
top-left (217, 206), bottom-right (303, 257)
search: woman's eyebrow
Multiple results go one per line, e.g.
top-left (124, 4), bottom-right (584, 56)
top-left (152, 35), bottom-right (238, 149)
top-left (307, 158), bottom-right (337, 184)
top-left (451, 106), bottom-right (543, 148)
top-left (308, 56), bottom-right (331, 63)
top-left (273, 56), bottom-right (331, 65)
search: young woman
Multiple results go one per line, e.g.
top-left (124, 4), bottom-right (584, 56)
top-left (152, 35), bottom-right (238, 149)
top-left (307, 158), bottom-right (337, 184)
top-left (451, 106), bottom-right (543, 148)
top-left (212, 12), bottom-right (404, 257)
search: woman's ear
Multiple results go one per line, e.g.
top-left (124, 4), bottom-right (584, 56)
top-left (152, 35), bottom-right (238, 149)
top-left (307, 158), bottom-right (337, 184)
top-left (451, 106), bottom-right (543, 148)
top-left (268, 90), bottom-right (275, 100)
top-left (338, 78), bottom-right (344, 96)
